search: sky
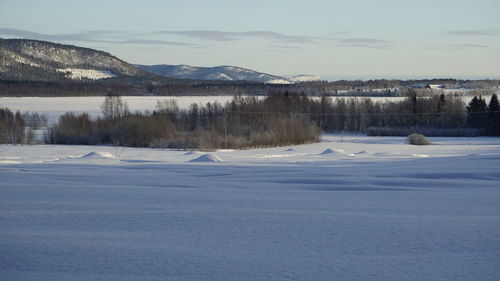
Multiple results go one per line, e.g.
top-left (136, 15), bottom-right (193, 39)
top-left (1, 0), bottom-right (499, 80)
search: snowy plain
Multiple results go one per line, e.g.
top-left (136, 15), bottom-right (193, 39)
top-left (1, 135), bottom-right (499, 281)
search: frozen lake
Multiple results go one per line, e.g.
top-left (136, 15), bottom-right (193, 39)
top-left (1, 135), bottom-right (500, 281)
top-left (0, 96), bottom-right (412, 124)
top-left (0, 96), bottom-right (237, 124)
top-left (0, 95), bottom-right (493, 125)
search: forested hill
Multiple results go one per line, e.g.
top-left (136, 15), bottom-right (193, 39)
top-left (0, 38), bottom-right (149, 81)
top-left (1, 38), bottom-right (499, 96)
top-left (135, 64), bottom-right (321, 84)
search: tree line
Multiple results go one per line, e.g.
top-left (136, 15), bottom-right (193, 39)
top-left (0, 108), bottom-right (47, 144)
top-left (46, 93), bottom-right (322, 150)
top-left (1, 91), bottom-right (499, 147)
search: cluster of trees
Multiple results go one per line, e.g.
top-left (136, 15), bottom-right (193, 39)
top-left (0, 109), bottom-right (47, 144)
top-left (0, 108), bottom-right (26, 143)
top-left (466, 94), bottom-right (500, 135)
top-left (4, 76), bottom-right (499, 98)
top-left (258, 90), bottom-right (466, 133)
top-left (0, 81), bottom-right (148, 97)
top-left (47, 93), bottom-right (322, 150)
top-left (0, 80), bottom-right (286, 97)
top-left (3, 91), bottom-right (499, 148)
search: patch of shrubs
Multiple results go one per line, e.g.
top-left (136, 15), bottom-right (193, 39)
top-left (407, 133), bottom-right (431, 145)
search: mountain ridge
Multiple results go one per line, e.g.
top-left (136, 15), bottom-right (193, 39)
top-left (135, 64), bottom-right (321, 84)
top-left (0, 38), bottom-right (149, 81)
top-left (0, 38), bottom-right (321, 84)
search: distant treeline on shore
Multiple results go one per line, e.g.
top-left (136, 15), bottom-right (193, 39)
top-left (1, 90), bottom-right (499, 149)
top-left (1, 78), bottom-right (498, 97)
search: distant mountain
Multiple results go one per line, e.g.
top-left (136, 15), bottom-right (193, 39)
top-left (0, 38), bottom-right (321, 85)
top-left (286, 75), bottom-right (323, 83)
top-left (0, 38), bottom-right (146, 81)
top-left (135, 64), bottom-right (321, 84)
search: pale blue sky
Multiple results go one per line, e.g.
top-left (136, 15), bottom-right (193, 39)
top-left (1, 0), bottom-right (499, 80)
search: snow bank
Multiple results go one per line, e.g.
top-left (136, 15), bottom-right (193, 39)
top-left (79, 151), bottom-right (118, 159)
top-left (320, 148), bottom-right (347, 155)
top-left (189, 153), bottom-right (224, 163)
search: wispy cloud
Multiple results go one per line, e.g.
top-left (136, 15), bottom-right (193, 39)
top-left (269, 45), bottom-right (307, 50)
top-left (0, 28), bottom-right (198, 46)
top-left (334, 38), bottom-right (393, 49)
top-left (443, 29), bottom-right (497, 36)
top-left (0, 27), bottom-right (394, 50)
top-left (426, 43), bottom-right (488, 50)
top-left (267, 45), bottom-right (308, 53)
top-left (449, 43), bottom-right (488, 48)
top-left (0, 28), bottom-right (107, 42)
top-left (117, 39), bottom-right (198, 46)
top-left (155, 30), bottom-right (393, 49)
top-left (155, 30), bottom-right (320, 43)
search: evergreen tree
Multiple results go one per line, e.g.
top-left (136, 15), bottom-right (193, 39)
top-left (488, 94), bottom-right (500, 135)
top-left (466, 96), bottom-right (487, 129)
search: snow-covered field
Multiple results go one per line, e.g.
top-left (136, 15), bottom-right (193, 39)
top-left (1, 135), bottom-right (499, 281)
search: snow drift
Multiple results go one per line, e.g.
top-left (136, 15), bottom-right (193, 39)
top-left (189, 153), bottom-right (224, 163)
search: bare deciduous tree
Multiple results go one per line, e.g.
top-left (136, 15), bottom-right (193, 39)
top-left (101, 92), bottom-right (129, 120)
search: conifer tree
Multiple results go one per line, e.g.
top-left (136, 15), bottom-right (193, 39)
top-left (488, 94), bottom-right (500, 135)
top-left (466, 96), bottom-right (487, 129)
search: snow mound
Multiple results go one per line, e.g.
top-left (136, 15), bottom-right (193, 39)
top-left (79, 152), bottom-right (118, 159)
top-left (320, 148), bottom-right (347, 155)
top-left (355, 150), bottom-right (370, 155)
top-left (284, 148), bottom-right (297, 152)
top-left (189, 154), bottom-right (224, 163)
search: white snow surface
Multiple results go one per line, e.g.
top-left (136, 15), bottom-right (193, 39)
top-left (57, 68), bottom-right (117, 80)
top-left (320, 148), bottom-right (347, 155)
top-left (285, 74), bottom-right (323, 83)
top-left (1, 135), bottom-right (500, 281)
top-left (265, 79), bottom-right (292, 84)
top-left (80, 151), bottom-right (117, 159)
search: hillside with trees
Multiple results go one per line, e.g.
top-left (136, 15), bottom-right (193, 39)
top-left (2, 38), bottom-right (500, 97)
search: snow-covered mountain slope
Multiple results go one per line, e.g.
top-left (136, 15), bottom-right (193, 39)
top-left (286, 74), bottom-right (323, 83)
top-left (136, 64), bottom-right (321, 84)
top-left (0, 38), bottom-right (143, 81)
top-left (56, 68), bottom-right (117, 80)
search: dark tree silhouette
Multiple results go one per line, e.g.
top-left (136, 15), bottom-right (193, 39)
top-left (467, 96), bottom-right (488, 129)
top-left (488, 94), bottom-right (500, 135)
